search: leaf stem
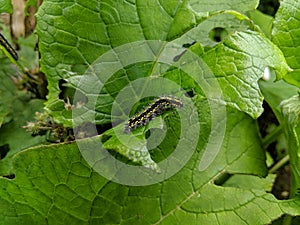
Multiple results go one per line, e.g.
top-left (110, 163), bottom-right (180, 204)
top-left (268, 155), bottom-right (289, 174)
top-left (262, 125), bottom-right (283, 149)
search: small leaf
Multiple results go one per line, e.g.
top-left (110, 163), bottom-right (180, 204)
top-left (248, 10), bottom-right (274, 38)
top-left (102, 123), bottom-right (160, 172)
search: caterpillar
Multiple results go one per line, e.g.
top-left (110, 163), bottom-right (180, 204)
top-left (0, 33), bottom-right (18, 60)
top-left (125, 96), bottom-right (183, 133)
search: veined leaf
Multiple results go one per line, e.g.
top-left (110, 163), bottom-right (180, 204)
top-left (1, 0), bottom-right (296, 224)
top-left (2, 107), bottom-right (300, 224)
top-left (201, 30), bottom-right (290, 119)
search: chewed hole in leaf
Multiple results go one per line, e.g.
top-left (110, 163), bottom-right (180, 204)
top-left (0, 144), bottom-right (10, 159)
top-left (2, 174), bottom-right (15, 179)
top-left (185, 90), bottom-right (196, 98)
top-left (213, 172), bottom-right (232, 186)
top-left (96, 123), bottom-right (113, 135)
top-left (257, 0), bottom-right (280, 16)
top-left (257, 101), bottom-right (279, 138)
top-left (173, 41), bottom-right (196, 62)
top-left (209, 27), bottom-right (228, 42)
top-left (173, 50), bottom-right (187, 62)
top-left (182, 41), bottom-right (197, 48)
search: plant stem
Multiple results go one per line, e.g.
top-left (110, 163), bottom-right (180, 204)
top-left (269, 155), bottom-right (289, 173)
top-left (262, 125), bottom-right (283, 149)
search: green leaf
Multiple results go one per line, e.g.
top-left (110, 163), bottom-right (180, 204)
top-left (188, 0), bottom-right (259, 13)
top-left (272, 0), bottom-right (300, 87)
top-left (21, 1), bottom-right (300, 224)
top-left (0, 58), bottom-right (17, 126)
top-left (0, 97), bottom-right (46, 175)
top-left (16, 34), bottom-right (39, 70)
top-left (2, 106), bottom-right (299, 224)
top-left (248, 10), bottom-right (274, 38)
top-left (36, 2), bottom-right (282, 125)
top-left (223, 174), bottom-right (276, 192)
top-left (0, 30), bottom-right (46, 175)
top-left (102, 122), bottom-right (159, 172)
top-left (35, 0), bottom-right (111, 125)
top-left (170, 11), bottom-right (291, 118)
top-left (281, 95), bottom-right (300, 197)
top-left (172, 10), bottom-right (257, 48)
top-left (0, 0), bottom-right (12, 14)
top-left (201, 30), bottom-right (290, 118)
top-left (0, 26), bottom-right (17, 127)
top-left (259, 69), bottom-right (298, 122)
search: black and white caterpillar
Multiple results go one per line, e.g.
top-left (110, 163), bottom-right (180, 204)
top-left (125, 96), bottom-right (183, 133)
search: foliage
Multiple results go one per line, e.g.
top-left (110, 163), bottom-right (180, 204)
top-left (0, 0), bottom-right (300, 224)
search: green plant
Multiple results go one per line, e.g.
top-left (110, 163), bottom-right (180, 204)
top-left (0, 0), bottom-right (300, 224)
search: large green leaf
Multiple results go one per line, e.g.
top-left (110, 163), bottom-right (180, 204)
top-left (35, 1), bottom-right (287, 126)
top-left (2, 106), bottom-right (300, 224)
top-left (272, 0), bottom-right (300, 87)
